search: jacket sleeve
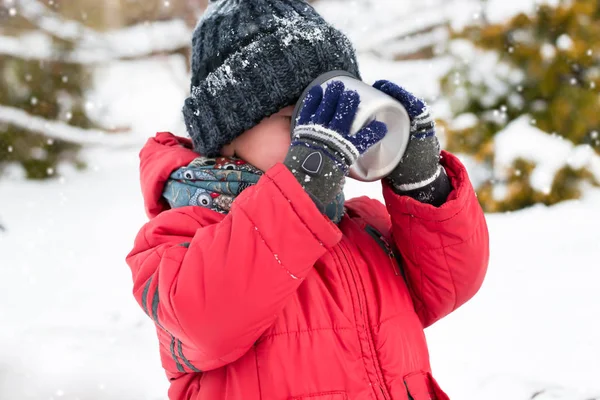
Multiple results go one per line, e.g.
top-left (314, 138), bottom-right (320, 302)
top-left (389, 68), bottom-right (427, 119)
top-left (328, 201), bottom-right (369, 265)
top-left (382, 151), bottom-right (489, 328)
top-left (126, 164), bottom-right (342, 373)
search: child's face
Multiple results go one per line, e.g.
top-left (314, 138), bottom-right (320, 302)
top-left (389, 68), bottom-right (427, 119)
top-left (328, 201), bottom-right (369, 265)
top-left (220, 106), bottom-right (294, 171)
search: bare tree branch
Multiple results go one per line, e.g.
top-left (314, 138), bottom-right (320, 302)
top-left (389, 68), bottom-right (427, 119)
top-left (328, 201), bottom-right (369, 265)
top-left (17, 0), bottom-right (102, 43)
top-left (0, 18), bottom-right (191, 63)
top-left (3, 0), bottom-right (192, 64)
top-left (0, 104), bottom-right (143, 148)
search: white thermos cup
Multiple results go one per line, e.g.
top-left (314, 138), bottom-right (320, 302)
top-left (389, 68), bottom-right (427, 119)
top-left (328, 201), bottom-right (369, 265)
top-left (291, 71), bottom-right (411, 182)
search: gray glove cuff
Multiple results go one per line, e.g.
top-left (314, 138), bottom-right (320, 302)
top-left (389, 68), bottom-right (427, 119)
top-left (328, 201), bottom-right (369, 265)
top-left (390, 165), bottom-right (452, 207)
top-left (386, 135), bottom-right (452, 206)
top-left (387, 135), bottom-right (441, 186)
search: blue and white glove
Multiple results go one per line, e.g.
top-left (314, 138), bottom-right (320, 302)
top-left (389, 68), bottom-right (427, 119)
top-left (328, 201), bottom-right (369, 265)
top-left (284, 81), bottom-right (387, 211)
top-left (373, 80), bottom-right (451, 206)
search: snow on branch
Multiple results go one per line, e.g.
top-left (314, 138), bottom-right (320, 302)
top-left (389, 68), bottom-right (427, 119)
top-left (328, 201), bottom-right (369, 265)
top-left (1, 0), bottom-right (191, 64)
top-left (494, 116), bottom-right (600, 193)
top-left (98, 19), bottom-right (191, 60)
top-left (0, 32), bottom-right (55, 61)
top-left (17, 0), bottom-right (101, 43)
top-left (352, 11), bottom-right (448, 54)
top-left (0, 104), bottom-right (142, 148)
top-left (371, 26), bottom-right (449, 59)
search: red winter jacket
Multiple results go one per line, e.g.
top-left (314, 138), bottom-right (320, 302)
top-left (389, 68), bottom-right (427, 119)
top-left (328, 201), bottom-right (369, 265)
top-left (126, 132), bottom-right (489, 400)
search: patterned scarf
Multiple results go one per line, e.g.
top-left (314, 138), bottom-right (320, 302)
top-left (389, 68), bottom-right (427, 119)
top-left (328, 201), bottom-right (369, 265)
top-left (163, 156), bottom-right (345, 223)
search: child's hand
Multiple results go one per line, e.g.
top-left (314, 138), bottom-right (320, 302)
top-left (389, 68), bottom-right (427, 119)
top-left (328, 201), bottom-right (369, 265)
top-left (293, 81), bottom-right (388, 168)
top-left (284, 81), bottom-right (387, 213)
top-left (372, 80), bottom-right (450, 205)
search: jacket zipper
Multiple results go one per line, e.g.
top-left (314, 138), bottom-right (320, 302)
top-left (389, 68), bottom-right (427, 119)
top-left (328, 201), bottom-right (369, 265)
top-left (337, 240), bottom-right (391, 400)
top-left (364, 225), bottom-right (404, 280)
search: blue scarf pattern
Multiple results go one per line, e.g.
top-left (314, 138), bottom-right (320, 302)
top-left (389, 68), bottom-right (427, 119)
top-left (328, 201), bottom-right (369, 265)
top-left (163, 156), bottom-right (345, 223)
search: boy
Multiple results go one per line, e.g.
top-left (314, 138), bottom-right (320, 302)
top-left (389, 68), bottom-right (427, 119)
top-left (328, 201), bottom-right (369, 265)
top-left (126, 0), bottom-right (489, 399)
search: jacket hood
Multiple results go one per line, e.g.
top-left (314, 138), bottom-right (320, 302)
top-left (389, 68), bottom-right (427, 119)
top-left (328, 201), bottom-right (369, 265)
top-left (139, 132), bottom-right (199, 218)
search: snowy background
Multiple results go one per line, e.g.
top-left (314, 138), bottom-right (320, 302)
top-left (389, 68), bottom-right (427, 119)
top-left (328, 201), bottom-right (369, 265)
top-left (1, 0), bottom-right (599, 399)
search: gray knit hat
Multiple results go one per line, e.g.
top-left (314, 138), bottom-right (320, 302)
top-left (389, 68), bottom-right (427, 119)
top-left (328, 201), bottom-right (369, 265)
top-left (183, 0), bottom-right (361, 157)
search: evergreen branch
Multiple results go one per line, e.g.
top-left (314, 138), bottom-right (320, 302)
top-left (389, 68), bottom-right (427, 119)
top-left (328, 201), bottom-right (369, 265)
top-left (0, 104), bottom-right (143, 148)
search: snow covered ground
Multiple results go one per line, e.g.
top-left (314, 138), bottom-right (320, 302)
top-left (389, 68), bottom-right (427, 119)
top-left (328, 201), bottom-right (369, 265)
top-left (2, 55), bottom-right (599, 399)
top-left (2, 0), bottom-right (599, 397)
top-left (0, 147), bottom-right (167, 400)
